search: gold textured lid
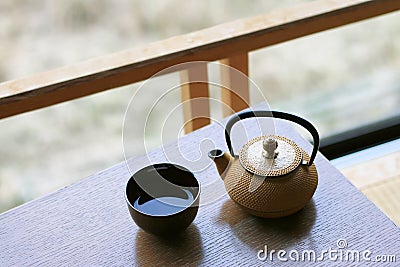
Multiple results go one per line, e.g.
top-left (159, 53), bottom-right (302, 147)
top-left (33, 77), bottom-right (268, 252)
top-left (239, 135), bottom-right (302, 177)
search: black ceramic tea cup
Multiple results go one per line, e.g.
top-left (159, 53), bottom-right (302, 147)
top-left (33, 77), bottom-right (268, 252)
top-left (125, 163), bottom-right (200, 235)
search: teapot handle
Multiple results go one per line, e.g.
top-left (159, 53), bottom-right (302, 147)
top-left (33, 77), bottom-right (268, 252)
top-left (225, 110), bottom-right (319, 166)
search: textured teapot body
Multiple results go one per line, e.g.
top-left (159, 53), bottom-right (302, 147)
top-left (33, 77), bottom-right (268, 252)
top-left (209, 110), bottom-right (320, 218)
top-left (222, 143), bottom-right (318, 218)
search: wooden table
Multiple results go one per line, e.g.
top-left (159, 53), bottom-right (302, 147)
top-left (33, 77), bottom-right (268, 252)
top-left (1, 111), bottom-right (399, 266)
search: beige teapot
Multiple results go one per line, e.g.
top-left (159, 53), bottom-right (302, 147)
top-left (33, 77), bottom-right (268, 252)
top-left (209, 111), bottom-right (319, 218)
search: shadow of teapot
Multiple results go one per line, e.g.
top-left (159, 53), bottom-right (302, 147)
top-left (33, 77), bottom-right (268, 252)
top-left (218, 197), bottom-right (317, 251)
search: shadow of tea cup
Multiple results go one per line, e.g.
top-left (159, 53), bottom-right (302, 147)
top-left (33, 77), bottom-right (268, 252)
top-left (125, 163), bottom-right (200, 235)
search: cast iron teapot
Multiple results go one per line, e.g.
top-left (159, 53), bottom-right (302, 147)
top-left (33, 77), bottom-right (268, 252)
top-left (208, 110), bottom-right (319, 218)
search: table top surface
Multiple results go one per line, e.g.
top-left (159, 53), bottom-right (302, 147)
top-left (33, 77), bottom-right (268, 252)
top-left (1, 109), bottom-right (399, 266)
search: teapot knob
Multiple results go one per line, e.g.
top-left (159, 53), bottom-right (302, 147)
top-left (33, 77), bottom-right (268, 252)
top-left (262, 138), bottom-right (278, 159)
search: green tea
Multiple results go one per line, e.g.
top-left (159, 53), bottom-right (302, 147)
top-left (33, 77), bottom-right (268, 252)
top-left (133, 188), bottom-right (194, 216)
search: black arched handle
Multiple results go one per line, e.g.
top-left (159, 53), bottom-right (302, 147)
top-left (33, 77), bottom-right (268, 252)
top-left (225, 110), bottom-right (319, 166)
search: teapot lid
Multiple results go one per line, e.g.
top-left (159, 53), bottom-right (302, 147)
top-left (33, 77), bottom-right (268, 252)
top-left (239, 135), bottom-right (303, 177)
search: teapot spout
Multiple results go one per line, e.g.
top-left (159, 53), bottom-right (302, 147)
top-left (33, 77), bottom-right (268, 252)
top-left (208, 149), bottom-right (233, 180)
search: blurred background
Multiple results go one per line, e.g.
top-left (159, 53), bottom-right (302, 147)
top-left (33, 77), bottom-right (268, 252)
top-left (0, 0), bottom-right (399, 212)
